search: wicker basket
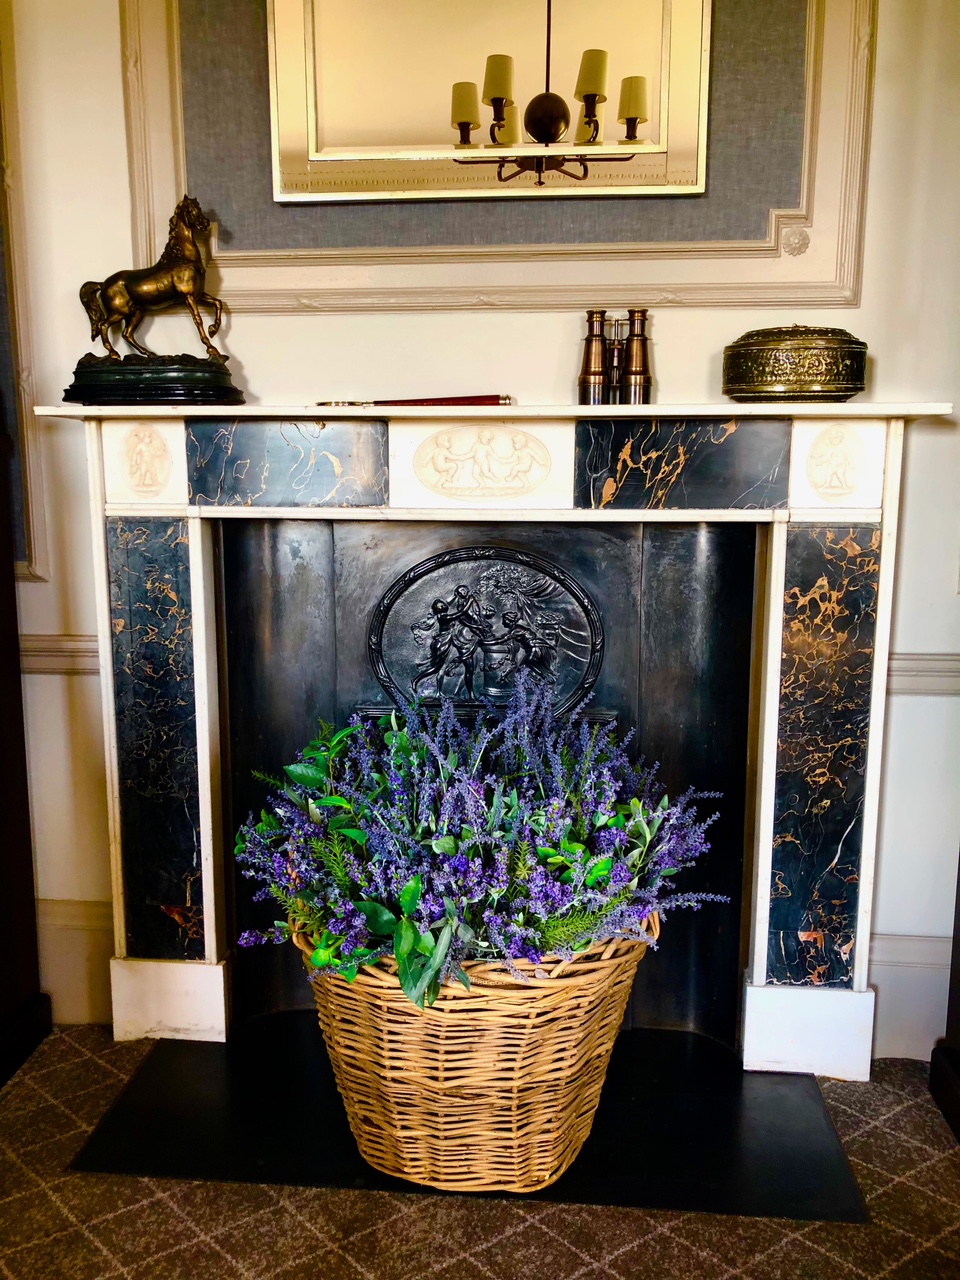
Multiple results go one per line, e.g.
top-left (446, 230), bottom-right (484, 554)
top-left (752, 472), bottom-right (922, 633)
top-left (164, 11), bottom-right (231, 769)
top-left (294, 915), bottom-right (659, 1193)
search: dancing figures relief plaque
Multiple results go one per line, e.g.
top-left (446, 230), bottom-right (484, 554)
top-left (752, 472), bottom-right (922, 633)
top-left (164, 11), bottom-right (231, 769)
top-left (368, 547), bottom-right (604, 714)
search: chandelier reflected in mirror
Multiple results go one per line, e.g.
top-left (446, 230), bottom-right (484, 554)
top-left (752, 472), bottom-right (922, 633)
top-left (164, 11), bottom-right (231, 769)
top-left (450, 0), bottom-right (648, 184)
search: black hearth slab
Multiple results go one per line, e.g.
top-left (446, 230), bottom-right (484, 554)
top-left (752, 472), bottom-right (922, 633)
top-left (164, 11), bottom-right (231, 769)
top-left (73, 1012), bottom-right (867, 1222)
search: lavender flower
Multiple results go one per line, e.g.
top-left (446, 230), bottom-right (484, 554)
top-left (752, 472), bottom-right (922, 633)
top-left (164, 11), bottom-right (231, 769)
top-left (234, 671), bottom-right (726, 1005)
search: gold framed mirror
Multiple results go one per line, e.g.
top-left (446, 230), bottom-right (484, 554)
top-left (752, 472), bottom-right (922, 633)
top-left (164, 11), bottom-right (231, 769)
top-left (268, 0), bottom-right (711, 200)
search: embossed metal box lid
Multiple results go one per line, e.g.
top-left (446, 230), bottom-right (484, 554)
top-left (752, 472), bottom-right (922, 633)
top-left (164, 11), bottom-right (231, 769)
top-left (722, 325), bottom-right (867, 402)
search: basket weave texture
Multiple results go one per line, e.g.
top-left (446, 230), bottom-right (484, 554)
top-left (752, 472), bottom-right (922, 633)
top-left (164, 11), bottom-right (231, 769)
top-left (295, 915), bottom-right (658, 1193)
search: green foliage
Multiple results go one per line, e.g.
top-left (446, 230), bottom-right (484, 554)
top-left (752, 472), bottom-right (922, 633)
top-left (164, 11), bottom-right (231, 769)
top-left (538, 897), bottom-right (627, 954)
top-left (310, 831), bottom-right (353, 896)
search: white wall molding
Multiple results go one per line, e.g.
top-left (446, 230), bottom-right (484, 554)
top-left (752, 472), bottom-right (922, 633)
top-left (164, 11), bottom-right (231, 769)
top-left (37, 899), bottom-right (113, 1025)
top-left (125, 0), bottom-right (878, 311)
top-left (19, 633), bottom-right (960, 696)
top-left (869, 932), bottom-right (951, 1061)
top-left (37, 898), bottom-right (113, 932)
top-left (887, 653), bottom-right (960, 697)
top-left (19, 634), bottom-right (100, 675)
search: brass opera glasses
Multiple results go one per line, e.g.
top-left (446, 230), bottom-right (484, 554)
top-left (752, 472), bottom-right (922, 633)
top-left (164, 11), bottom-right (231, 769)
top-left (65, 195), bottom-right (243, 404)
top-left (577, 308), bottom-right (651, 405)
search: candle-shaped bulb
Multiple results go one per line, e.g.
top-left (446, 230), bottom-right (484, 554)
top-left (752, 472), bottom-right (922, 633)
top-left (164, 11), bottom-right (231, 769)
top-left (482, 54), bottom-right (515, 106)
top-left (451, 81), bottom-right (481, 128)
top-left (575, 49), bottom-right (608, 103)
top-left (617, 75), bottom-right (648, 124)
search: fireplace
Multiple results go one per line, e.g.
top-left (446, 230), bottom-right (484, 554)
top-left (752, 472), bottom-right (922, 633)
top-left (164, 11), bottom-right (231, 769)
top-left (53, 400), bottom-right (921, 1081)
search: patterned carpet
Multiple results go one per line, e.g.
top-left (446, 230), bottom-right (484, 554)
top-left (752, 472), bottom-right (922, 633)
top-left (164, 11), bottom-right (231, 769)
top-left (1, 1027), bottom-right (959, 1280)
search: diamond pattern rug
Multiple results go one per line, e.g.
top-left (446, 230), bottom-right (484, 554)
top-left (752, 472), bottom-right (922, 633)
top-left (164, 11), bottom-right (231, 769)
top-left (1, 1028), bottom-right (958, 1280)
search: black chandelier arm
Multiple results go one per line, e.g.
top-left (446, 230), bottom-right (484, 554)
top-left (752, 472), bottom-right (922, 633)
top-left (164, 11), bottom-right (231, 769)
top-left (553, 160), bottom-right (589, 181)
top-left (454, 151), bottom-right (635, 183)
top-left (496, 162), bottom-right (530, 182)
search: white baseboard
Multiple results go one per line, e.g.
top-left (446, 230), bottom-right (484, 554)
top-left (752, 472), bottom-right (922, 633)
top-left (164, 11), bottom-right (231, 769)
top-left (742, 983), bottom-right (877, 1081)
top-left (869, 933), bottom-right (951, 1060)
top-left (36, 898), bottom-right (114, 1024)
top-left (110, 957), bottom-right (230, 1041)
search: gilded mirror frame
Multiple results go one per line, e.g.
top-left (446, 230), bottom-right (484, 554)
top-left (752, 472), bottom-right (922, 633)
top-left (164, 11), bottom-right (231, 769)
top-left (267, 0), bottom-right (711, 201)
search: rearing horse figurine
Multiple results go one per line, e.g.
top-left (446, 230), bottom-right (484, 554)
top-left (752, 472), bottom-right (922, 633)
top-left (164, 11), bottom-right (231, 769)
top-left (80, 195), bottom-right (225, 362)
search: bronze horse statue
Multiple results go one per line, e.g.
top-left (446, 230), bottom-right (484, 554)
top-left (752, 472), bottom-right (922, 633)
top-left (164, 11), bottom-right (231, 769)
top-left (80, 195), bottom-right (225, 361)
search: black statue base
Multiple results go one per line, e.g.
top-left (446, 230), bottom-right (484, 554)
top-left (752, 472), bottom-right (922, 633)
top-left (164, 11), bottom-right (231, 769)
top-left (73, 1013), bottom-right (867, 1222)
top-left (63, 353), bottom-right (244, 405)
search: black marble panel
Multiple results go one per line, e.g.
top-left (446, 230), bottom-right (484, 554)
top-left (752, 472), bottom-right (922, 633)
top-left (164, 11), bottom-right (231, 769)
top-left (768, 526), bottom-right (881, 987)
top-left (574, 418), bottom-right (791, 510)
top-left (186, 419), bottom-right (388, 507)
top-left (107, 518), bottom-right (203, 959)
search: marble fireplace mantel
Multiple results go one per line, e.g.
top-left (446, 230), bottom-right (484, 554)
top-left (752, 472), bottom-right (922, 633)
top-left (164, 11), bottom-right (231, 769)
top-left (40, 400), bottom-right (952, 1081)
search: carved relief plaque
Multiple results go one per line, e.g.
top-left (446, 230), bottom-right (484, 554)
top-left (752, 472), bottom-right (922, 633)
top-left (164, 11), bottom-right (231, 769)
top-left (788, 421), bottom-right (885, 510)
top-left (413, 426), bottom-right (550, 499)
top-left (368, 546), bottom-right (604, 714)
top-left (124, 425), bottom-right (172, 496)
top-left (389, 420), bottom-right (575, 510)
top-left (102, 420), bottom-right (189, 506)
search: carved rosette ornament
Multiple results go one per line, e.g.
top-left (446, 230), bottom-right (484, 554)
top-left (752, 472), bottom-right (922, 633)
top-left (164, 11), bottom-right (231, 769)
top-left (722, 325), bottom-right (867, 402)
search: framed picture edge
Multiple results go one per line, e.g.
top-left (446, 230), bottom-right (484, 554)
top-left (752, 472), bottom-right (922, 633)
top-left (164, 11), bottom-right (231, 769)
top-left (0, 0), bottom-right (49, 581)
top-left (123, 0), bottom-right (876, 313)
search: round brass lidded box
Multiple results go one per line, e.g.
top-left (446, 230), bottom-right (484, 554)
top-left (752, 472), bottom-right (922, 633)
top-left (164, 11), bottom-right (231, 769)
top-left (722, 324), bottom-right (867, 402)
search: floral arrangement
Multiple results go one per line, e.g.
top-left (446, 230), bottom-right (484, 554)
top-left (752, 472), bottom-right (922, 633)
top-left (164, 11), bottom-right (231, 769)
top-left (236, 674), bottom-right (724, 1007)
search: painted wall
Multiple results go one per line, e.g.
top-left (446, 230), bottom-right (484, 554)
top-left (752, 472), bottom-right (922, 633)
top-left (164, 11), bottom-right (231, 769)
top-left (13, 0), bottom-right (960, 1051)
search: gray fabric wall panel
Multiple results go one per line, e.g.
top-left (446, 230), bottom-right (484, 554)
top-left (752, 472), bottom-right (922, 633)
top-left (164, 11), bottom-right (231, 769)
top-left (179, 0), bottom-right (808, 251)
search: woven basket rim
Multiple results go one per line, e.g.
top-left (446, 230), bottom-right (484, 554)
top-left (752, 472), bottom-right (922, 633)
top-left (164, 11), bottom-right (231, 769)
top-left (291, 912), bottom-right (659, 991)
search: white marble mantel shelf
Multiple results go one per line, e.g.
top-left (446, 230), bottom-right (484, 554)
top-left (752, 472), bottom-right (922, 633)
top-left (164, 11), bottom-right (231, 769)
top-left (36, 402), bottom-right (954, 421)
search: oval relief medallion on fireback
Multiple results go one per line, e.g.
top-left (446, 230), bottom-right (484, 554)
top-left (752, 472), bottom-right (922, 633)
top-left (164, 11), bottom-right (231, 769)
top-left (368, 546), bottom-right (603, 715)
top-left (413, 426), bottom-right (550, 499)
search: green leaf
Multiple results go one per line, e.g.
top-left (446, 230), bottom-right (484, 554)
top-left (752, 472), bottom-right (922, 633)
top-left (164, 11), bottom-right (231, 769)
top-left (309, 947), bottom-right (333, 967)
top-left (410, 922), bottom-right (452, 1005)
top-left (284, 762), bottom-right (327, 788)
top-left (585, 857), bottom-right (614, 887)
top-left (329, 727), bottom-right (357, 748)
top-left (283, 785), bottom-right (308, 812)
top-left (455, 967), bottom-right (471, 992)
top-left (354, 900), bottom-right (398, 936)
top-left (456, 920), bottom-right (476, 947)
top-left (339, 964), bottom-right (359, 982)
top-left (338, 827), bottom-right (368, 845)
top-left (400, 874), bottom-right (422, 917)
top-left (395, 917), bottom-right (417, 960)
top-left (397, 952), bottom-right (427, 1004)
top-left (431, 835), bottom-right (457, 855)
top-left (661, 867), bottom-right (679, 876)
top-left (416, 930), bottom-right (436, 955)
top-left (311, 795), bottom-right (353, 810)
